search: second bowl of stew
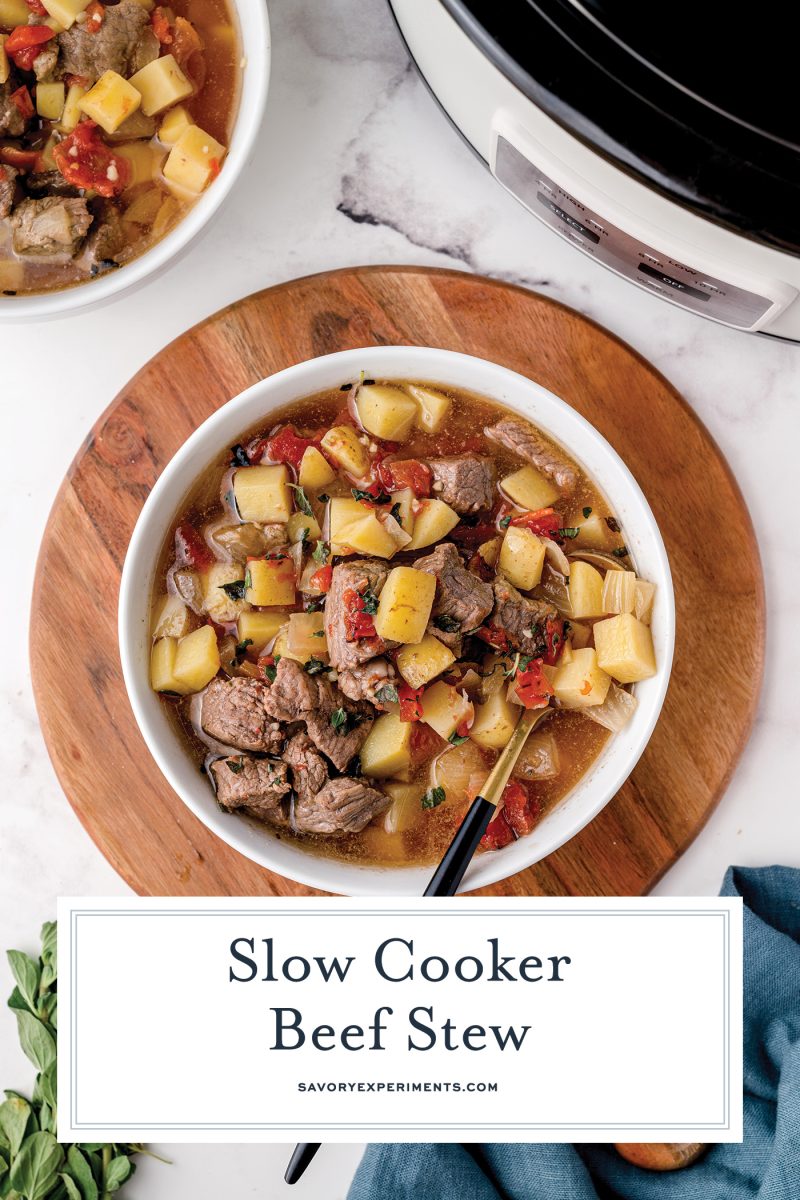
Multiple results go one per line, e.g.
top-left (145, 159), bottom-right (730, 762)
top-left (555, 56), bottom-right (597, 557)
top-left (119, 346), bottom-right (675, 895)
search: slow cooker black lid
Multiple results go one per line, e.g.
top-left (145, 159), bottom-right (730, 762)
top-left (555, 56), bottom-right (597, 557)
top-left (441, 0), bottom-right (800, 257)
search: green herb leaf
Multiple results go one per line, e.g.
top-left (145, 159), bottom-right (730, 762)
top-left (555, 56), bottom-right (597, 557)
top-left (433, 614), bottom-right (460, 633)
top-left (312, 629), bottom-right (325, 637)
top-left (225, 758), bottom-right (246, 775)
top-left (374, 684), bottom-right (399, 704)
top-left (304, 658), bottom-right (327, 676)
top-left (234, 638), bottom-right (253, 660)
top-left (612, 545), bottom-right (629, 558)
top-left (263, 664), bottom-right (277, 683)
top-left (582, 507), bottom-right (592, 519)
top-left (6, 952), bottom-right (40, 1015)
top-left (244, 569), bottom-right (253, 591)
top-left (390, 502), bottom-right (402, 525)
top-left (305, 597), bottom-right (326, 612)
top-left (421, 786), bottom-right (446, 810)
top-left (0, 1098), bottom-right (31, 1160)
top-left (499, 515), bottom-right (512, 529)
top-left (219, 579), bottom-right (247, 601)
top-left (15, 1013), bottom-right (55, 1074)
top-left (557, 527), bottom-right (580, 539)
top-left (9, 1131), bottom-right (64, 1200)
top-left (299, 526), bottom-right (310, 545)
top-left (330, 707), bottom-right (348, 733)
top-left (229, 443), bottom-right (250, 467)
top-left (448, 733), bottom-right (469, 746)
top-left (67, 1146), bottom-right (99, 1200)
top-left (352, 488), bottom-right (391, 505)
top-left (104, 1156), bottom-right (133, 1192)
top-left (361, 589), bottom-right (379, 616)
top-left (312, 540), bottom-right (330, 564)
top-left (60, 1172), bottom-right (82, 1200)
top-left (288, 484), bottom-right (313, 516)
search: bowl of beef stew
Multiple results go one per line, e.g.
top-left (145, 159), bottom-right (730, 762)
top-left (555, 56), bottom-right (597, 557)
top-left (0, 0), bottom-right (269, 317)
top-left (119, 347), bottom-right (675, 894)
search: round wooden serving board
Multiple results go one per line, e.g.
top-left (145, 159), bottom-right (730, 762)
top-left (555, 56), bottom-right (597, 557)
top-left (30, 267), bottom-right (765, 897)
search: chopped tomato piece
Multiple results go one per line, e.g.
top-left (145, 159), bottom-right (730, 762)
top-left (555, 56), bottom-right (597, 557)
top-left (410, 720), bottom-right (444, 763)
top-left (466, 549), bottom-right (494, 581)
top-left (151, 5), bottom-right (173, 43)
top-left (513, 658), bottom-right (553, 709)
top-left (474, 623), bottom-right (511, 652)
top-left (480, 780), bottom-right (541, 849)
top-left (85, 1), bottom-right (104, 31)
top-left (175, 521), bottom-right (214, 572)
top-left (543, 615), bottom-right (565, 666)
top-left (398, 683), bottom-right (424, 723)
top-left (377, 458), bottom-right (432, 497)
top-left (342, 588), bottom-right (377, 641)
top-left (510, 507), bottom-right (562, 540)
top-left (480, 809), bottom-right (514, 851)
top-left (310, 564), bottom-right (332, 593)
top-left (10, 86), bottom-right (34, 120)
top-left (53, 121), bottom-right (130, 198)
top-left (5, 23), bottom-right (54, 72)
top-left (0, 145), bottom-right (40, 171)
top-left (266, 425), bottom-right (321, 472)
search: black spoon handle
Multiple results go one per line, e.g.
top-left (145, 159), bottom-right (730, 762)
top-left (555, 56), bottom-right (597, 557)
top-left (284, 1141), bottom-right (321, 1185)
top-left (423, 796), bottom-right (495, 897)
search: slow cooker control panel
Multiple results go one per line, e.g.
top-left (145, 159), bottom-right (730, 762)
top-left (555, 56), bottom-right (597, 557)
top-left (494, 135), bottom-right (775, 328)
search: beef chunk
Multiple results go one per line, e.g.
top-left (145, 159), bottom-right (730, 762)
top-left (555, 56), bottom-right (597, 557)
top-left (202, 677), bottom-right (284, 753)
top-left (414, 542), bottom-right (493, 647)
top-left (263, 657), bottom-right (321, 723)
top-left (0, 166), bottom-right (18, 219)
top-left (491, 578), bottom-right (558, 657)
top-left (283, 732), bottom-right (329, 806)
top-left (426, 455), bottom-right (495, 514)
top-left (326, 559), bottom-right (397, 672)
top-left (130, 25), bottom-right (160, 73)
top-left (11, 196), bottom-right (92, 256)
top-left (264, 658), bottom-right (374, 771)
top-left (82, 200), bottom-right (125, 269)
top-left (24, 170), bottom-right (81, 199)
top-left (485, 416), bottom-right (578, 496)
top-left (293, 775), bottom-right (389, 836)
top-left (58, 0), bottom-right (150, 83)
top-left (210, 755), bottom-right (291, 824)
top-left (0, 81), bottom-right (28, 138)
top-left (337, 658), bottom-right (397, 706)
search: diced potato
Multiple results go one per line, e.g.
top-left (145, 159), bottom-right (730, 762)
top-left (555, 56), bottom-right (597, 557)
top-left (360, 712), bottom-right (413, 778)
top-left (501, 464), bottom-right (560, 510)
top-left (36, 81), bottom-right (65, 122)
top-left (329, 496), bottom-right (369, 553)
top-left (407, 384), bottom-right (452, 434)
top-left (396, 634), bottom-right (455, 689)
top-left (298, 445), bottom-right (336, 490)
top-left (129, 54), bottom-right (193, 116)
top-left (601, 569), bottom-right (636, 615)
top-left (569, 621), bottom-right (592, 650)
top-left (334, 512), bottom-right (397, 559)
top-left (158, 103), bottom-right (193, 146)
top-left (287, 611), bottom-right (327, 658)
top-left (634, 579), bottom-right (656, 625)
top-left (469, 687), bottom-right (518, 750)
top-left (151, 593), bottom-right (197, 639)
top-left (59, 81), bottom-right (87, 132)
top-left (551, 647), bottom-right (611, 708)
top-left (593, 613), bottom-right (656, 684)
top-left (236, 610), bottom-right (288, 653)
top-left (356, 384), bottom-right (418, 442)
top-left (387, 486), bottom-right (414, 535)
top-left (163, 122), bottom-right (227, 193)
top-left (568, 560), bottom-right (606, 619)
top-left (0, 36), bottom-right (9, 87)
top-left (173, 625), bottom-right (221, 693)
top-left (41, 0), bottom-right (90, 29)
top-left (79, 71), bottom-right (141, 134)
top-left (203, 562), bottom-right (250, 623)
top-left (114, 141), bottom-right (161, 188)
top-left (383, 781), bottom-right (423, 834)
top-left (287, 511), bottom-right (322, 544)
top-left (572, 510), bottom-right (613, 549)
top-left (420, 681), bottom-right (472, 741)
top-left (245, 557), bottom-right (296, 607)
top-left (151, 637), bottom-right (183, 693)
top-left (320, 425), bottom-right (370, 478)
top-left (478, 537), bottom-right (501, 567)
top-left (233, 464), bottom-right (291, 524)
top-left (374, 566), bottom-right (436, 644)
top-left (405, 498), bottom-right (460, 550)
top-left (499, 525), bottom-right (545, 591)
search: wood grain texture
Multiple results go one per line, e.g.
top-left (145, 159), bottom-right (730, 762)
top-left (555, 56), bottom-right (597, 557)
top-left (29, 267), bottom-right (765, 897)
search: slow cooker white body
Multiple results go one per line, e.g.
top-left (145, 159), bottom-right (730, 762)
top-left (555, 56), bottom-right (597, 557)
top-left (391, 0), bottom-right (800, 340)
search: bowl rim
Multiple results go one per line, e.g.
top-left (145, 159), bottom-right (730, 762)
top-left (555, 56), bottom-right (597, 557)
top-left (119, 345), bottom-right (675, 895)
top-left (0, 0), bottom-right (271, 321)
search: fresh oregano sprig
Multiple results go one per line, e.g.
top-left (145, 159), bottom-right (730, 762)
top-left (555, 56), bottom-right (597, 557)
top-left (1, 922), bottom-right (164, 1200)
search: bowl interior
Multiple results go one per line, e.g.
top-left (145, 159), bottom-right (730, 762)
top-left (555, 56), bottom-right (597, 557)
top-left (119, 347), bottom-right (674, 895)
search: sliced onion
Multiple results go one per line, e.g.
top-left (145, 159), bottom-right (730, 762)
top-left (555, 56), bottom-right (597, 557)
top-left (583, 683), bottom-right (638, 732)
top-left (536, 563), bottom-right (572, 617)
top-left (543, 537), bottom-right (571, 576)
top-left (431, 740), bottom-right (488, 804)
top-left (289, 539), bottom-right (305, 578)
top-left (382, 511), bottom-right (411, 549)
top-left (568, 550), bottom-right (627, 572)
top-left (514, 729), bottom-right (560, 781)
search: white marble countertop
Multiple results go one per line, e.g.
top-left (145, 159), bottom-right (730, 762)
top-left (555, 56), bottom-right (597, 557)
top-left (1, 0), bottom-right (798, 1194)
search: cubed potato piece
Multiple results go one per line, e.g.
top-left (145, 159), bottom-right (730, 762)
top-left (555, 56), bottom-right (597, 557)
top-left (245, 557), bottom-right (296, 607)
top-left (41, 0), bottom-right (90, 28)
top-left (383, 781), bottom-right (423, 834)
top-left (356, 384), bottom-right (418, 442)
top-left (551, 647), bottom-right (611, 708)
top-left (601, 569), bottom-right (636, 615)
top-left (236, 610), bottom-right (289, 653)
top-left (329, 496), bottom-right (368, 553)
top-left (35, 81), bottom-right (65, 122)
top-left (151, 593), bottom-right (197, 639)
top-left (0, 36), bottom-right (9, 87)
top-left (59, 81), bottom-right (87, 132)
top-left (405, 498), bottom-right (460, 550)
top-left (287, 511), bottom-right (322, 544)
top-left (501, 464), bottom-right (560, 510)
top-left (469, 687), bottom-right (518, 750)
top-left (114, 140), bottom-right (161, 188)
top-left (173, 625), bottom-right (221, 693)
top-left (129, 54), bottom-right (193, 116)
top-left (420, 681), bottom-right (473, 741)
top-left (79, 71), bottom-right (141, 133)
top-left (233, 464), bottom-right (291, 524)
top-left (387, 486), bottom-right (415, 536)
top-left (407, 384), bottom-right (452, 433)
top-left (320, 425), bottom-right (370, 478)
top-left (287, 611), bottom-right (327, 658)
top-left (568, 560), bottom-right (605, 618)
top-left (593, 613), bottom-right (656, 684)
top-left (203, 562), bottom-right (250, 623)
top-left (298, 445), bottom-right (336, 490)
top-left (334, 512), bottom-right (398, 559)
top-left (499, 525), bottom-right (546, 591)
top-left (158, 103), bottom-right (192, 146)
top-left (374, 566), bottom-right (436, 644)
top-left (163, 122), bottom-right (227, 193)
top-left (360, 712), bottom-right (413, 779)
top-left (151, 636), bottom-right (183, 693)
top-left (634, 579), bottom-right (656, 625)
top-left (478, 536), bottom-right (501, 567)
top-left (572, 510), bottom-right (613, 549)
top-left (396, 634), bottom-right (455, 689)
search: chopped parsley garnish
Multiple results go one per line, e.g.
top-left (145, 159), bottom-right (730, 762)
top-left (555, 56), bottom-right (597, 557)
top-left (352, 487), bottom-right (391, 505)
top-left (375, 684), bottom-right (399, 705)
top-left (225, 758), bottom-right (246, 774)
top-left (390, 502), bottom-right (402, 525)
top-left (220, 579), bottom-right (247, 600)
top-left (499, 515), bottom-right (512, 529)
top-left (312, 629), bottom-right (325, 637)
top-left (304, 658), bottom-right (327, 675)
top-left (263, 665), bottom-right (277, 682)
top-left (330, 707), bottom-right (349, 733)
top-left (244, 569), bottom-right (253, 591)
top-left (433, 613), bottom-right (460, 633)
top-left (235, 638), bottom-right (253, 660)
top-left (361, 588), bottom-right (379, 615)
top-left (558, 527), bottom-right (580, 539)
top-left (288, 483), bottom-right (314, 516)
top-left (230, 443), bottom-right (250, 467)
top-left (312, 539), bottom-right (330, 564)
top-left (448, 733), bottom-right (469, 746)
top-left (421, 785), bottom-right (446, 810)
top-left (612, 545), bottom-right (629, 558)
top-left (305, 597), bottom-right (326, 612)
top-left (606, 516), bottom-right (621, 533)
top-left (582, 506), bottom-right (592, 519)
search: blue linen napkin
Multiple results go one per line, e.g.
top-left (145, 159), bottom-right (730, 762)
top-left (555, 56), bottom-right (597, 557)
top-left (348, 866), bottom-right (800, 1200)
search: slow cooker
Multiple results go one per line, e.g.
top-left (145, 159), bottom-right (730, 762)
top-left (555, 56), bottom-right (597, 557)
top-left (389, 0), bottom-right (800, 340)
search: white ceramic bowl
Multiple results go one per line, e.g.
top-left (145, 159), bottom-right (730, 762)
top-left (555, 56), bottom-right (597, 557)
top-left (0, 1), bottom-right (270, 322)
top-left (119, 346), bottom-right (675, 895)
